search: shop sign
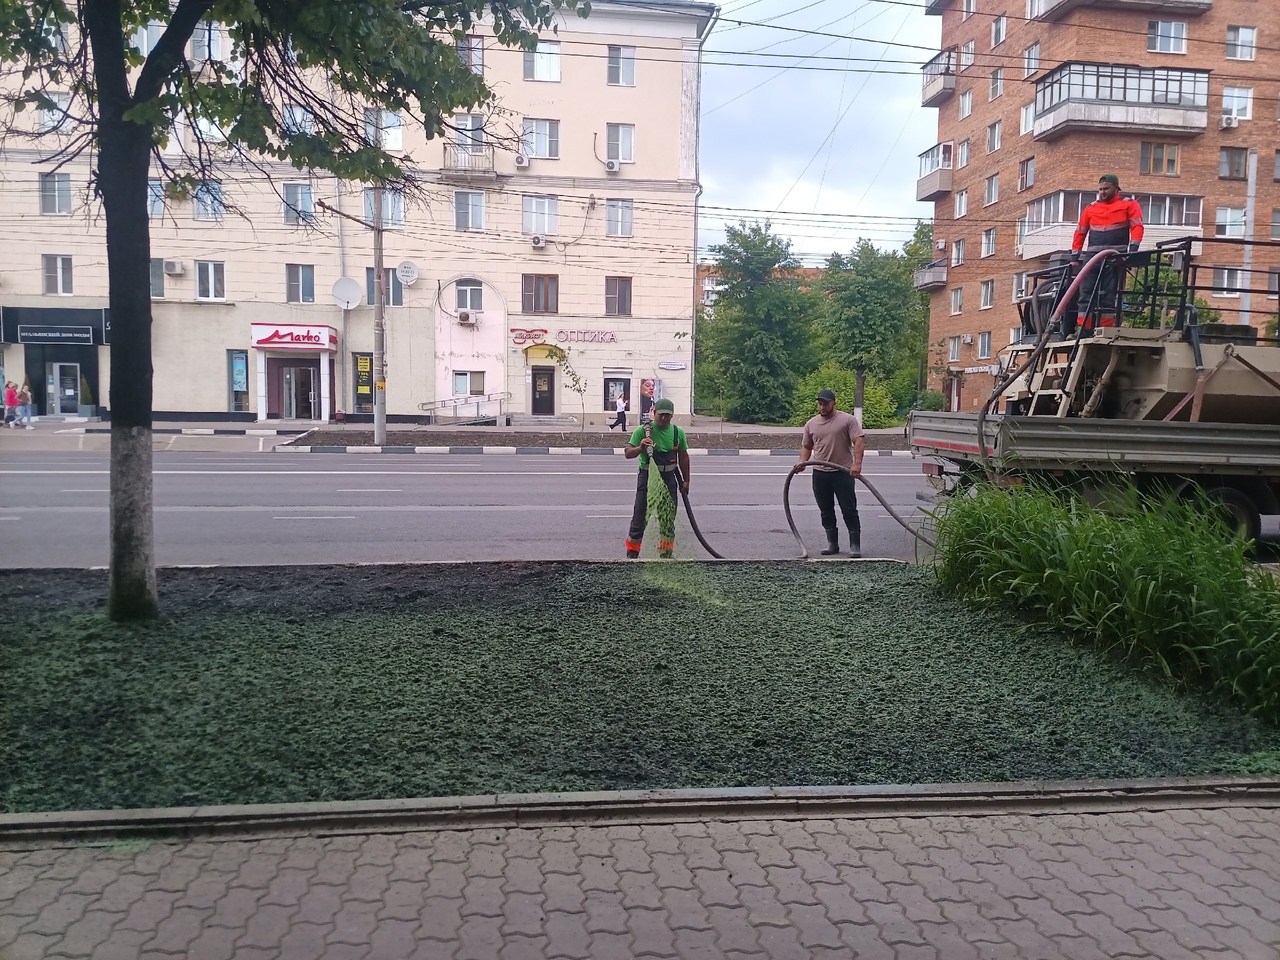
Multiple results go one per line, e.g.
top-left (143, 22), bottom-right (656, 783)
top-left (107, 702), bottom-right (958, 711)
top-left (16, 324), bottom-right (93, 344)
top-left (962, 364), bottom-right (1000, 375)
top-left (2, 306), bottom-right (109, 345)
top-left (510, 327), bottom-right (549, 345)
top-left (251, 323), bottom-right (337, 351)
top-left (657, 361), bottom-right (687, 371)
top-left (556, 329), bottom-right (617, 343)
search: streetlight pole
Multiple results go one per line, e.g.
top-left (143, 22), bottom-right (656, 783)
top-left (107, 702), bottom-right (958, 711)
top-left (371, 184), bottom-right (387, 445)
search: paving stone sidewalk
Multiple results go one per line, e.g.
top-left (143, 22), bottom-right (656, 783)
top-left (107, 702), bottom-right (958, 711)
top-left (2, 806), bottom-right (1279, 960)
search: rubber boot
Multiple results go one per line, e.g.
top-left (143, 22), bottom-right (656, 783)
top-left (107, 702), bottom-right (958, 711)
top-left (626, 549), bottom-right (640, 559)
top-left (820, 528), bottom-right (840, 555)
top-left (848, 535), bottom-right (861, 559)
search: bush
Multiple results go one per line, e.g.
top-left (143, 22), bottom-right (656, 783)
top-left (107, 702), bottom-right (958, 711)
top-left (790, 363), bottom-right (895, 427)
top-left (859, 380), bottom-right (897, 428)
top-left (885, 368), bottom-right (919, 411)
top-left (933, 482), bottom-right (1280, 723)
top-left (915, 389), bottom-right (944, 412)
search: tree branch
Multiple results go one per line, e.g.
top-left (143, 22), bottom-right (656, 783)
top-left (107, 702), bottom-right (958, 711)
top-left (134, 0), bottom-right (216, 103)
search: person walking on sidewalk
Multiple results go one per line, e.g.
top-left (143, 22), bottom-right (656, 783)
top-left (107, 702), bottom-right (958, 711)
top-left (3, 382), bottom-right (17, 428)
top-left (15, 383), bottom-right (33, 428)
top-left (624, 398), bottom-right (690, 558)
top-left (608, 392), bottom-right (628, 432)
top-left (793, 388), bottom-right (864, 557)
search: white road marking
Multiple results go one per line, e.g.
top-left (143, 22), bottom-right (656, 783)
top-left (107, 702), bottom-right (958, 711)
top-left (60, 490), bottom-right (109, 493)
top-left (586, 515), bottom-right (630, 519)
top-left (273, 515), bottom-right (357, 520)
top-left (335, 488), bottom-right (403, 493)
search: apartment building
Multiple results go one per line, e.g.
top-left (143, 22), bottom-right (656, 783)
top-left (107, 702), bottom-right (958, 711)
top-left (914, 0), bottom-right (1280, 411)
top-left (0, 0), bottom-right (717, 424)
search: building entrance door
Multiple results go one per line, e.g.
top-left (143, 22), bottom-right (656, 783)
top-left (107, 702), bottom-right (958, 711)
top-left (45, 362), bottom-right (81, 415)
top-left (282, 365), bottom-right (315, 419)
top-left (531, 365), bottom-right (555, 415)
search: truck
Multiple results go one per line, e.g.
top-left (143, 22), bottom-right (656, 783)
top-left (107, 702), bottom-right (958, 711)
top-left (908, 236), bottom-right (1280, 541)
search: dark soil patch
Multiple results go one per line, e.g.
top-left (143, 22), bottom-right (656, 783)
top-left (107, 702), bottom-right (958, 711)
top-left (290, 430), bottom-right (908, 450)
top-left (3, 561), bottom-right (1276, 813)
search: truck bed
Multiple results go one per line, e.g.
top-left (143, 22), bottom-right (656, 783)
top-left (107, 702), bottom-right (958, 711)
top-left (908, 413), bottom-right (1280, 475)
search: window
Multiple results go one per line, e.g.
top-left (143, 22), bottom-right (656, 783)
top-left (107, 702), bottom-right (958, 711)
top-left (1147, 21), bottom-right (1187, 53)
top-left (990, 69), bottom-right (1004, 100)
top-left (193, 115), bottom-right (227, 144)
top-left (457, 35), bottom-right (483, 74)
top-left (148, 179), bottom-right (165, 217)
top-left (984, 173), bottom-right (999, 205)
top-left (454, 113), bottom-right (485, 151)
top-left (1010, 325), bottom-right (1023, 343)
top-left (959, 90), bottom-right (972, 119)
top-left (193, 180), bottom-right (223, 221)
top-left (1222, 87), bottom-right (1252, 120)
top-left (1140, 142), bottom-right (1180, 176)
top-left (1020, 102), bottom-right (1035, 136)
top-left (1275, 150), bottom-right (1280, 181)
top-left (1269, 269), bottom-right (1280, 299)
top-left (608, 45), bottom-right (635, 85)
top-left (456, 279), bottom-right (483, 311)
top-left (606, 198), bottom-right (633, 237)
top-left (1134, 193), bottom-right (1202, 227)
top-left (363, 187), bottom-right (404, 227)
top-left (1212, 267), bottom-right (1241, 297)
top-left (522, 274), bottom-right (559, 313)
top-left (962, 0), bottom-right (975, 18)
top-left (1219, 147), bottom-right (1248, 180)
top-left (978, 331), bottom-right (992, 357)
top-left (286, 263), bottom-right (315, 303)
top-left (960, 40), bottom-right (974, 69)
top-left (522, 194), bottom-right (558, 234)
top-left (1215, 206), bottom-right (1245, 238)
top-left (149, 258), bottom-right (165, 299)
top-left (1225, 25), bottom-right (1256, 61)
top-left (986, 121), bottom-right (1001, 153)
top-left (133, 21), bottom-right (163, 55)
top-left (37, 91), bottom-right (70, 132)
top-left (605, 277), bottom-right (632, 316)
top-left (991, 15), bottom-right (1005, 47)
top-left (39, 172), bottom-right (70, 214)
top-left (1012, 273), bottom-right (1029, 302)
top-left (606, 123), bottom-right (635, 162)
top-left (1023, 43), bottom-right (1040, 76)
top-left (1026, 0), bottom-right (1044, 16)
top-left (1018, 157), bottom-right (1035, 192)
top-left (228, 350), bottom-right (250, 412)
top-left (1034, 63), bottom-right (1209, 113)
top-left (1271, 208), bottom-right (1280, 242)
top-left (951, 238), bottom-right (966, 265)
top-left (948, 334), bottom-right (961, 359)
top-left (523, 41), bottom-right (560, 81)
top-left (283, 104), bottom-right (314, 136)
top-left (191, 20), bottom-right (221, 60)
top-left (283, 182), bottom-right (314, 224)
top-left (363, 108), bottom-right (402, 150)
top-left (982, 227), bottom-right (997, 257)
top-left (453, 371), bottom-right (486, 396)
top-left (42, 254), bottom-right (72, 294)
top-left (950, 292), bottom-right (963, 317)
top-left (955, 190), bottom-right (968, 218)
top-left (521, 118), bottom-right (560, 159)
top-left (604, 378), bottom-right (630, 413)
top-left (957, 139), bottom-right (970, 168)
top-left (196, 260), bottom-right (225, 300)
top-left (454, 190), bottom-right (484, 230)
top-left (365, 267), bottom-right (404, 306)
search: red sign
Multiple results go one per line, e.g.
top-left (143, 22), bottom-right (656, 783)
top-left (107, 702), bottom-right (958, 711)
top-left (510, 328), bottom-right (549, 345)
top-left (251, 323), bottom-right (337, 352)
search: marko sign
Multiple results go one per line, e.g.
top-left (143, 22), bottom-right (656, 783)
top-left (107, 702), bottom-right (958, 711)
top-left (250, 323), bottom-right (338, 351)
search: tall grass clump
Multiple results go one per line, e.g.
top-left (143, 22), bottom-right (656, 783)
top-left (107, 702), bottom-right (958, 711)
top-left (934, 482), bottom-right (1280, 723)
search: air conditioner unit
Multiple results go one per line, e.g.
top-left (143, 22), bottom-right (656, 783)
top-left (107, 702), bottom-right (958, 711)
top-left (514, 153), bottom-right (530, 169)
top-left (604, 159), bottom-right (621, 173)
top-left (1013, 244), bottom-right (1024, 257)
top-left (935, 239), bottom-right (947, 250)
top-left (163, 259), bottom-right (185, 275)
top-left (530, 234), bottom-right (547, 249)
top-left (961, 333), bottom-right (975, 344)
top-left (457, 310), bottom-right (478, 325)
top-left (1220, 115), bottom-right (1240, 129)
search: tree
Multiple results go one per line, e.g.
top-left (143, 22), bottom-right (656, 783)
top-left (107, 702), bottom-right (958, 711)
top-left (0, 0), bottom-right (585, 619)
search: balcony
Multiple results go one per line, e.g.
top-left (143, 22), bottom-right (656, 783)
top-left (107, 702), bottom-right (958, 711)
top-left (914, 264), bottom-right (948, 290)
top-left (1017, 223), bottom-right (1203, 259)
top-left (1033, 0), bottom-right (1211, 21)
top-left (921, 48), bottom-right (957, 107)
top-left (442, 143), bottom-right (496, 178)
top-left (1033, 63), bottom-right (1209, 141)
top-left (917, 142), bottom-right (954, 202)
top-left (924, 0), bottom-right (948, 13)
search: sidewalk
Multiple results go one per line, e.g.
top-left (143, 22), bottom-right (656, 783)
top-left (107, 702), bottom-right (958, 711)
top-left (3, 801), bottom-right (1278, 959)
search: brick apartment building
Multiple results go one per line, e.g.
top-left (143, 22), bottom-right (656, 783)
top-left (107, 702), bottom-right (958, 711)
top-left (915, 0), bottom-right (1280, 411)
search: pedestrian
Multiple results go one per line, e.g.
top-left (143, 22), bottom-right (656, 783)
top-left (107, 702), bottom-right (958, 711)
top-left (608, 392), bottom-right (628, 432)
top-left (793, 388), bottom-right (864, 557)
top-left (624, 397), bottom-right (690, 559)
top-left (3, 381), bottom-right (17, 428)
top-left (15, 383), bottom-right (33, 429)
top-left (1070, 173), bottom-right (1144, 329)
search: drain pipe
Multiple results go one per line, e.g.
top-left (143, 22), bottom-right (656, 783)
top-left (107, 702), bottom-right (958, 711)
top-left (1241, 147), bottom-right (1258, 325)
top-left (330, 79), bottom-right (350, 419)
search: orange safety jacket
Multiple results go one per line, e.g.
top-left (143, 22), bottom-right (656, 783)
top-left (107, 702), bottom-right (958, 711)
top-left (1071, 195), bottom-right (1145, 251)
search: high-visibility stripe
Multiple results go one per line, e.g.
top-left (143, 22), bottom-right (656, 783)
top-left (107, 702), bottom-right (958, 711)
top-left (658, 538), bottom-right (675, 551)
top-left (625, 538), bottom-right (643, 551)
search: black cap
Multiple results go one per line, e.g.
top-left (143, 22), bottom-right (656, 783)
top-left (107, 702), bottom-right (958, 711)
top-left (816, 389), bottom-right (836, 402)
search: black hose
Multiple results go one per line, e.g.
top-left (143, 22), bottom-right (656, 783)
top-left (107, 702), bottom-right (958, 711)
top-left (674, 465), bottom-right (726, 560)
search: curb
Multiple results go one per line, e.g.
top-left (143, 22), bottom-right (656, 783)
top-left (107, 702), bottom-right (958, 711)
top-left (274, 446), bottom-right (916, 457)
top-left (72, 427), bottom-right (308, 436)
top-left (3, 777), bottom-right (1277, 845)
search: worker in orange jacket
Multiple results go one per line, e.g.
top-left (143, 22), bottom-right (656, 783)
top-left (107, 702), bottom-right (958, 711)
top-left (1070, 174), bottom-right (1144, 329)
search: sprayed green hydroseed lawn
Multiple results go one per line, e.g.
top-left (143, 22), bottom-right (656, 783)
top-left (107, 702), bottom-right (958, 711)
top-left (2, 561), bottom-right (1278, 813)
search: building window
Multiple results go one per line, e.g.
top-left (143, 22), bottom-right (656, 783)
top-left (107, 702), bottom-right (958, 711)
top-left (283, 104), bottom-right (314, 136)
top-left (1147, 20), bottom-right (1187, 54)
top-left (960, 40), bottom-right (974, 69)
top-left (282, 182), bottom-right (313, 224)
top-left (523, 41), bottom-right (561, 81)
top-left (957, 139), bottom-right (969, 168)
top-left (950, 291), bottom-right (963, 317)
top-left (984, 174), bottom-right (999, 206)
top-left (1219, 147), bottom-right (1248, 180)
top-left (522, 274), bottom-right (559, 313)
top-left (1271, 209), bottom-right (1280, 242)
top-left (191, 20), bottom-right (221, 60)
top-left (193, 180), bottom-right (224, 221)
top-left (1268, 269), bottom-right (1280, 299)
top-left (982, 227), bottom-right (997, 257)
top-left (951, 238), bottom-right (966, 266)
top-left (605, 276), bottom-right (632, 316)
top-left (453, 371), bottom-right (486, 396)
top-left (457, 35), bottom-right (483, 74)
top-left (1035, 63), bottom-right (1208, 114)
top-left (1215, 206), bottom-right (1245, 238)
top-left (1222, 86), bottom-right (1252, 120)
top-left (363, 108), bottom-right (403, 150)
top-left (41, 254), bottom-right (72, 294)
top-left (955, 190), bottom-right (968, 218)
top-left (1212, 267), bottom-right (1241, 297)
top-left (606, 198), bottom-right (633, 237)
top-left (1275, 150), bottom-right (1280, 181)
top-left (521, 118), bottom-right (560, 159)
top-left (991, 15), bottom-right (1005, 47)
top-left (286, 263), bottom-right (315, 303)
top-left (195, 260), bottom-right (224, 300)
top-left (1023, 42), bottom-right (1040, 76)
top-left (228, 350), bottom-right (250, 412)
top-left (606, 123), bottom-right (635, 162)
top-left (455, 190), bottom-right (484, 230)
top-left (1018, 157), bottom-right (1035, 192)
top-left (978, 330), bottom-right (992, 356)
top-left (990, 69), bottom-right (1004, 100)
top-left (608, 45), bottom-right (635, 85)
top-left (948, 333), bottom-right (961, 358)
top-left (148, 178), bottom-right (165, 218)
top-left (39, 172), bottom-right (71, 214)
top-left (1225, 25), bottom-right (1256, 61)
top-left (456, 279), bottom-right (483, 311)
top-left (1140, 142), bottom-right (1179, 176)
top-left (1020, 102), bottom-right (1035, 136)
top-left (1013, 273), bottom-right (1029, 302)
top-left (962, 0), bottom-right (975, 19)
top-left (986, 121), bottom-right (1001, 153)
top-left (1026, 0), bottom-right (1044, 16)
top-left (36, 91), bottom-right (71, 132)
top-left (363, 187), bottom-right (404, 227)
top-left (522, 194), bottom-right (558, 234)
top-left (454, 112), bottom-right (485, 151)
top-left (149, 258), bottom-right (164, 299)
top-left (959, 90), bottom-right (972, 119)
top-left (133, 21), bottom-right (164, 55)
top-left (365, 267), bottom-right (404, 307)
top-left (193, 115), bottom-right (226, 144)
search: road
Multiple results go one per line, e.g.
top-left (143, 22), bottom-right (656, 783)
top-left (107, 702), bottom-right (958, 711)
top-left (0, 451), bottom-right (934, 567)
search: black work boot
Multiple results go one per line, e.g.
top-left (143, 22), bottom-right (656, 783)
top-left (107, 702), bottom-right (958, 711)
top-left (820, 528), bottom-right (840, 555)
top-left (626, 549), bottom-right (640, 559)
top-left (848, 535), bottom-right (862, 559)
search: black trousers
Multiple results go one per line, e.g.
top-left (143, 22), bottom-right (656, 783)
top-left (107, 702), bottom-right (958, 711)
top-left (608, 411), bottom-right (627, 431)
top-left (1076, 247), bottom-right (1125, 325)
top-left (628, 465), bottom-right (680, 544)
top-left (812, 469), bottom-right (860, 542)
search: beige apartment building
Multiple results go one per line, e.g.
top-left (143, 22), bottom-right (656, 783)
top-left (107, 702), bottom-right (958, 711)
top-left (0, 0), bottom-right (717, 424)
top-left (915, 0), bottom-right (1280, 411)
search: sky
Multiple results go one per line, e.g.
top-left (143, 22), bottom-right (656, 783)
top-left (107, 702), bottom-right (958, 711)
top-left (696, 0), bottom-right (942, 263)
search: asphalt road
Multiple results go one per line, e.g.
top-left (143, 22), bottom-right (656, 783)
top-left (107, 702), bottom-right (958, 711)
top-left (0, 451), bottom-right (935, 567)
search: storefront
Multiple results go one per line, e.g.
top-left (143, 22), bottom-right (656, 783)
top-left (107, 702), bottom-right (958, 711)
top-left (0, 306), bottom-right (108, 416)
top-left (250, 323), bottom-right (337, 421)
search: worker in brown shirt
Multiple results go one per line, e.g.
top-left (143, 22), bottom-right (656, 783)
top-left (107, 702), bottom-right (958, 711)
top-left (793, 388), bottom-right (865, 557)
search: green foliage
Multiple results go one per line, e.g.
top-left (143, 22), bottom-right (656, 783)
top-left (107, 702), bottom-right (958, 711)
top-left (547, 345), bottom-right (587, 431)
top-left (885, 367), bottom-right (919, 411)
top-left (789, 364), bottom-right (896, 428)
top-left (858, 380), bottom-right (896, 428)
top-left (1123, 262), bottom-right (1220, 326)
top-left (933, 482), bottom-right (1280, 723)
top-left (915, 389), bottom-right (944, 412)
top-left (820, 238), bottom-right (918, 381)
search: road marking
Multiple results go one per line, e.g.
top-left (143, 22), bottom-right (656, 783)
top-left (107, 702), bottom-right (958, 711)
top-left (0, 516), bottom-right (19, 521)
top-left (336, 488), bottom-right (403, 493)
top-left (589, 489), bottom-right (631, 492)
top-left (273, 515), bottom-right (357, 520)
top-left (60, 489), bottom-right (109, 493)
top-left (0, 469), bottom-right (922, 478)
top-left (587, 515), bottom-right (630, 518)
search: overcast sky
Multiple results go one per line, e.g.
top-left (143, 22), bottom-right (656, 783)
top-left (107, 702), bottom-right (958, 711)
top-left (697, 0), bottom-right (941, 262)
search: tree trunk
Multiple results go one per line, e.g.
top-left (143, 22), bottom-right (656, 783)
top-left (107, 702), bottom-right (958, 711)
top-left (99, 119), bottom-right (158, 620)
top-left (854, 366), bottom-right (866, 424)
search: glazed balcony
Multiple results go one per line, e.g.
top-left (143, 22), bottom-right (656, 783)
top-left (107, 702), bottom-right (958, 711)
top-left (914, 264), bottom-right (948, 290)
top-left (917, 142), bottom-right (954, 202)
top-left (1033, 63), bottom-right (1209, 140)
top-left (1032, 0), bottom-right (1211, 21)
top-left (924, 0), bottom-right (948, 14)
top-left (922, 48), bottom-right (957, 107)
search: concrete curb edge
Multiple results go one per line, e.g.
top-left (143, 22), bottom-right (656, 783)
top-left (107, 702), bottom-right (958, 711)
top-left (273, 446), bottom-right (916, 457)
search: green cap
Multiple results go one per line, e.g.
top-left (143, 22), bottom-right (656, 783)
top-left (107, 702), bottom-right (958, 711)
top-left (1099, 174), bottom-right (1120, 186)
top-left (655, 398), bottom-right (675, 415)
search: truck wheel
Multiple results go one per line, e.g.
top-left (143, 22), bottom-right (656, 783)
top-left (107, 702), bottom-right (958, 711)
top-left (1203, 486), bottom-right (1261, 543)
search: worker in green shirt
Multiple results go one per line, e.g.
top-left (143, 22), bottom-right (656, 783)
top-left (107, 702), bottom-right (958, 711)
top-left (623, 398), bottom-right (691, 558)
